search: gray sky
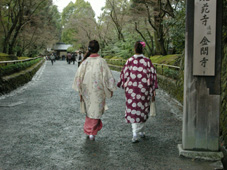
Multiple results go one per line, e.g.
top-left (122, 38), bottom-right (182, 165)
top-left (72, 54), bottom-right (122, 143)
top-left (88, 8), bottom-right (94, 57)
top-left (53, 0), bottom-right (106, 19)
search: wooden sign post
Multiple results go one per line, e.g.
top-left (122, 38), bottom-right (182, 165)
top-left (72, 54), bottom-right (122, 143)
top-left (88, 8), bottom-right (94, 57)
top-left (178, 0), bottom-right (223, 160)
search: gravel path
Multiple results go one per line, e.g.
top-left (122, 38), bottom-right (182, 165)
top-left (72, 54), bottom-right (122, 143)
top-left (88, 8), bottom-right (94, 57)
top-left (0, 61), bottom-right (216, 169)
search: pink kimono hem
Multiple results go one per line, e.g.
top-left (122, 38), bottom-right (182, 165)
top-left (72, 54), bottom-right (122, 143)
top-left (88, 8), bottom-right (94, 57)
top-left (84, 116), bottom-right (103, 135)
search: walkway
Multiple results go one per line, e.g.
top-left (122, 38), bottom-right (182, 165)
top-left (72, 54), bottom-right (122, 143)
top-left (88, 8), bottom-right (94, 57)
top-left (0, 61), bottom-right (216, 169)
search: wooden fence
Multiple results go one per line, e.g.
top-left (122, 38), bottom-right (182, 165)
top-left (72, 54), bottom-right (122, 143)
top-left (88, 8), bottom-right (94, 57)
top-left (105, 59), bottom-right (181, 73)
top-left (0, 57), bottom-right (42, 66)
top-left (152, 63), bottom-right (180, 75)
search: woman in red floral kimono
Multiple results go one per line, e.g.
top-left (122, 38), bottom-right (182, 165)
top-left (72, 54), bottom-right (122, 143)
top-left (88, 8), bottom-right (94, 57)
top-left (117, 41), bottom-right (158, 143)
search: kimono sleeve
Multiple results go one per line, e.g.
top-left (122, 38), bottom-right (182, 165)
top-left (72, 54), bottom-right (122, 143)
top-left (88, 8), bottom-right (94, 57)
top-left (147, 60), bottom-right (158, 92)
top-left (151, 63), bottom-right (158, 91)
top-left (102, 60), bottom-right (116, 98)
top-left (72, 63), bottom-right (85, 94)
top-left (117, 61), bottom-right (129, 89)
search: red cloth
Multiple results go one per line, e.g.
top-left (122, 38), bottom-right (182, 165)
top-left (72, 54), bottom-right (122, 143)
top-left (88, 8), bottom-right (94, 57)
top-left (84, 116), bottom-right (103, 135)
top-left (89, 54), bottom-right (99, 58)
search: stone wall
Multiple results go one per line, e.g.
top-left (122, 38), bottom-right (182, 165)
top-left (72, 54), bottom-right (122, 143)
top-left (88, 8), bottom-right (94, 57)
top-left (157, 74), bottom-right (183, 104)
top-left (0, 60), bottom-right (44, 95)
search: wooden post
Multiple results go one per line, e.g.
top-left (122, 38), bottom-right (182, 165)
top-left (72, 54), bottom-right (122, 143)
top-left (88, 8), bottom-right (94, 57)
top-left (161, 65), bottom-right (163, 75)
top-left (178, 0), bottom-right (223, 161)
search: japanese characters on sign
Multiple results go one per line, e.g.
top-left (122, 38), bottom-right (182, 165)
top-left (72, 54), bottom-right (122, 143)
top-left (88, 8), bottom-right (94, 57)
top-left (193, 0), bottom-right (217, 76)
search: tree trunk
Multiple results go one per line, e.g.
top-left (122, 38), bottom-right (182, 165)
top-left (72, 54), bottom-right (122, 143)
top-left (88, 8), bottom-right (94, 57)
top-left (146, 28), bottom-right (154, 56)
top-left (159, 35), bottom-right (167, 55)
top-left (154, 32), bottom-right (161, 55)
top-left (154, 32), bottom-right (167, 55)
top-left (135, 22), bottom-right (152, 56)
top-left (8, 28), bottom-right (21, 54)
top-left (154, 24), bottom-right (167, 55)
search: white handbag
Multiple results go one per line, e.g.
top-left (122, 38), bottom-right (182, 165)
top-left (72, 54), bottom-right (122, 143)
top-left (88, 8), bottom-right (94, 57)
top-left (150, 101), bottom-right (156, 117)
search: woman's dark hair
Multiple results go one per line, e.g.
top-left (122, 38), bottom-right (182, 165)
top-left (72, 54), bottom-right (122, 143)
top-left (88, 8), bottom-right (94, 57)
top-left (83, 40), bottom-right (100, 62)
top-left (134, 41), bottom-right (143, 54)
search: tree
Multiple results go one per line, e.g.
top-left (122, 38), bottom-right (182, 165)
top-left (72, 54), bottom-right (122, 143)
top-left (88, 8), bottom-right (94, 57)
top-left (0, 0), bottom-right (47, 54)
top-left (61, 2), bottom-right (76, 27)
top-left (131, 0), bottom-right (182, 55)
top-left (61, 0), bottom-right (97, 50)
top-left (164, 1), bottom-right (185, 54)
top-left (103, 0), bottom-right (129, 42)
top-left (17, 4), bottom-right (61, 57)
top-left (0, 0), bottom-right (60, 56)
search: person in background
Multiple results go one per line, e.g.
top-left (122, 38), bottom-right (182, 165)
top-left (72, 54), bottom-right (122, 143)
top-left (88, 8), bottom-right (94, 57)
top-left (71, 53), bottom-right (76, 65)
top-left (72, 40), bottom-right (116, 141)
top-left (75, 52), bottom-right (78, 62)
top-left (50, 53), bottom-right (55, 65)
top-left (67, 53), bottom-right (72, 64)
top-left (77, 51), bottom-right (83, 67)
top-left (117, 41), bottom-right (158, 143)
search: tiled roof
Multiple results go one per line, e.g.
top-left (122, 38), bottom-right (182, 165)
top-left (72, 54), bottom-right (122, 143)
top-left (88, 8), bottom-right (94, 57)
top-left (53, 43), bottom-right (72, 51)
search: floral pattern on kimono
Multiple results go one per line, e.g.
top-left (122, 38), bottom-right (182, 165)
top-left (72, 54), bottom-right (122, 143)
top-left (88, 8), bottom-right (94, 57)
top-left (73, 56), bottom-right (116, 119)
top-left (117, 54), bottom-right (158, 123)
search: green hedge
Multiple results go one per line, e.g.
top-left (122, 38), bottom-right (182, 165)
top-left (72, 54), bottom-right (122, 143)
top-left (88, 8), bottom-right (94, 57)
top-left (0, 60), bottom-right (44, 95)
top-left (154, 66), bottom-right (179, 80)
top-left (106, 59), bottom-right (126, 67)
top-left (0, 58), bottom-right (42, 77)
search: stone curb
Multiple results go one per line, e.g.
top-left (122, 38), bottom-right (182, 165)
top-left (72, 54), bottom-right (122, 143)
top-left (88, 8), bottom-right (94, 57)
top-left (0, 60), bottom-right (44, 95)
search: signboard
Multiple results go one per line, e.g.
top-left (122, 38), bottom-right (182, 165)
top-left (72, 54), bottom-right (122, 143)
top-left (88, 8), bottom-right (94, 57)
top-left (193, 0), bottom-right (217, 76)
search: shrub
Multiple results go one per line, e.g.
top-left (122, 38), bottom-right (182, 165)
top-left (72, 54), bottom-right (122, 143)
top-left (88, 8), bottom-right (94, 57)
top-left (110, 56), bottom-right (124, 60)
top-left (103, 56), bottom-right (113, 59)
top-left (163, 68), bottom-right (179, 80)
top-left (106, 57), bottom-right (126, 66)
top-left (0, 58), bottom-right (42, 77)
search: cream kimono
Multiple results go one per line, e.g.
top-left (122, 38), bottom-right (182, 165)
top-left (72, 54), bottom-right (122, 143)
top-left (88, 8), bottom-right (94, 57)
top-left (72, 56), bottom-right (116, 119)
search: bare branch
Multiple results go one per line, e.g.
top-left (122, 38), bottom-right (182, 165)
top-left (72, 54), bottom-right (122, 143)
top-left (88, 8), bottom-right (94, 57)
top-left (144, 2), bottom-right (157, 31)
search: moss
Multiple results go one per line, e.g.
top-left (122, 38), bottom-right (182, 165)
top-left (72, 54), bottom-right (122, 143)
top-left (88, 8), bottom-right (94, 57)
top-left (0, 54), bottom-right (17, 61)
top-left (0, 53), bottom-right (9, 57)
top-left (150, 54), bottom-right (181, 66)
top-left (18, 57), bottom-right (31, 60)
top-left (110, 56), bottom-right (124, 60)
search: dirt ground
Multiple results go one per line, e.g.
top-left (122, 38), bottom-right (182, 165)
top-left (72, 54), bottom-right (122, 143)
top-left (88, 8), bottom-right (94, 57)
top-left (0, 61), bottom-right (221, 169)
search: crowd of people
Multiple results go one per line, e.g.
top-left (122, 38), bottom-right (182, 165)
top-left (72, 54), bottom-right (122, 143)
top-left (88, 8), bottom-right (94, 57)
top-left (46, 51), bottom-right (84, 67)
top-left (72, 40), bottom-right (158, 143)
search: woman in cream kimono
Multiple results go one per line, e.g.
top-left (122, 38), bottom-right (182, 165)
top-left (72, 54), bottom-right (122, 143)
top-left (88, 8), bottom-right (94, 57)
top-left (72, 40), bottom-right (116, 141)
